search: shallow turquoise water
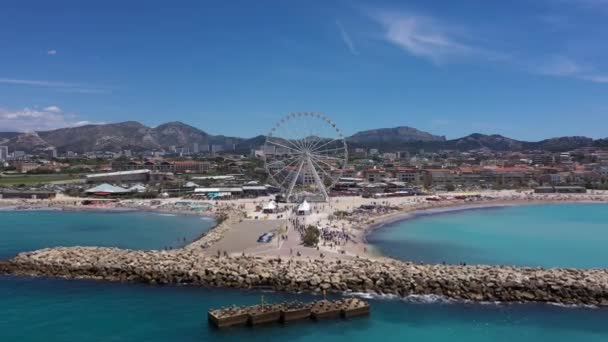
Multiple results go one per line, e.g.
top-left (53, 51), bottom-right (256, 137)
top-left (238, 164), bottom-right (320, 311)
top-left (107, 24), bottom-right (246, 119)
top-left (2, 209), bottom-right (608, 341)
top-left (0, 210), bottom-right (215, 258)
top-left (368, 203), bottom-right (608, 268)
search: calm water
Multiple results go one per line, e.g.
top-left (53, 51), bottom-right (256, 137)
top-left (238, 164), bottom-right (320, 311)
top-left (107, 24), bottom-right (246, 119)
top-left (0, 210), bottom-right (215, 258)
top-left (1, 209), bottom-right (608, 341)
top-left (368, 203), bottom-right (608, 268)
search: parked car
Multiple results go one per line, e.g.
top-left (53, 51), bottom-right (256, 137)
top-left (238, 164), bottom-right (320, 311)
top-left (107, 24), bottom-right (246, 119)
top-left (257, 232), bottom-right (275, 243)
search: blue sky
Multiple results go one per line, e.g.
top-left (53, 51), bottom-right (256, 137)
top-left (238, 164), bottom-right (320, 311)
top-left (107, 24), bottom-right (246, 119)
top-left (1, 0), bottom-right (607, 140)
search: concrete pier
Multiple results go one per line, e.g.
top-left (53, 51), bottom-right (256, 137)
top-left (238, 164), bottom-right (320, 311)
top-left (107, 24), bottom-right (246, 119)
top-left (311, 300), bottom-right (342, 319)
top-left (208, 307), bottom-right (251, 328)
top-left (340, 298), bottom-right (370, 318)
top-left (208, 299), bottom-right (370, 328)
top-left (280, 302), bottom-right (312, 322)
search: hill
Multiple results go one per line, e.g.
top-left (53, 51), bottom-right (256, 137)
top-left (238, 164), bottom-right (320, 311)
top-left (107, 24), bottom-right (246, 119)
top-left (0, 121), bottom-right (605, 154)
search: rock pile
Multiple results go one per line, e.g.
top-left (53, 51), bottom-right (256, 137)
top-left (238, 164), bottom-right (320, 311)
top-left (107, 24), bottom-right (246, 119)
top-left (2, 246), bottom-right (608, 306)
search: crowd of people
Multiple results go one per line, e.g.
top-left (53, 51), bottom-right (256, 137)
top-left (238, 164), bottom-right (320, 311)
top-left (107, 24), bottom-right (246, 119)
top-left (320, 228), bottom-right (352, 248)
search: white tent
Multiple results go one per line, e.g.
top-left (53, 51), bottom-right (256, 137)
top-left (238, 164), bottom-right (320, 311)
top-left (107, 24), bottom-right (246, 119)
top-left (297, 200), bottom-right (311, 215)
top-left (85, 183), bottom-right (130, 194)
top-left (128, 184), bottom-right (147, 193)
top-left (185, 181), bottom-right (199, 188)
top-left (262, 200), bottom-right (277, 213)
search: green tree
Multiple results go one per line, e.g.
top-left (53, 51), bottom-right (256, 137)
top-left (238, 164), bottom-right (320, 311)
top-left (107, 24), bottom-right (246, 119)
top-left (302, 225), bottom-right (320, 247)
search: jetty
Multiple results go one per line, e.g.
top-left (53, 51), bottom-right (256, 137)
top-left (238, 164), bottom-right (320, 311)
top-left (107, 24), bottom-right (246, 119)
top-left (4, 247), bottom-right (608, 306)
top-left (208, 298), bottom-right (370, 328)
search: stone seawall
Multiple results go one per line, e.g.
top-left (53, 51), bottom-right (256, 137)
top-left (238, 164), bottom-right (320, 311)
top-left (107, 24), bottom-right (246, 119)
top-left (2, 247), bottom-right (608, 306)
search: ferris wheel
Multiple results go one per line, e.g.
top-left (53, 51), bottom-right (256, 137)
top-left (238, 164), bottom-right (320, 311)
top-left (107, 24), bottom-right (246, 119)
top-left (263, 112), bottom-right (348, 202)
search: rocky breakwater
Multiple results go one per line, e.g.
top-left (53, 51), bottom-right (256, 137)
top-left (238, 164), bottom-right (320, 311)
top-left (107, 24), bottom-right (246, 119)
top-left (2, 246), bottom-right (608, 306)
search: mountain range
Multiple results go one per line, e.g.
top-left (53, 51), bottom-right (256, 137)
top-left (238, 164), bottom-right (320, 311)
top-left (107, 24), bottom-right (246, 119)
top-left (0, 121), bottom-right (606, 154)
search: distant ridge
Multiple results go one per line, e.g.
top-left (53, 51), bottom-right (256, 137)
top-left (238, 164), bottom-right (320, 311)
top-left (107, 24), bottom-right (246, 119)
top-left (0, 121), bottom-right (606, 153)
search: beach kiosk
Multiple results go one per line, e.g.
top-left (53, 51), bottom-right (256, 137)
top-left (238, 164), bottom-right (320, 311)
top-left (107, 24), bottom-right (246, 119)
top-left (262, 200), bottom-right (277, 214)
top-left (297, 200), bottom-right (311, 216)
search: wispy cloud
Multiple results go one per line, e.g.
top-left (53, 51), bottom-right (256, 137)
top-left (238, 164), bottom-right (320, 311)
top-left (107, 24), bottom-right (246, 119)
top-left (538, 56), bottom-right (608, 83)
top-left (43, 105), bottom-right (62, 113)
top-left (370, 10), bottom-right (478, 64)
top-left (565, 0), bottom-right (608, 7)
top-left (47, 49), bottom-right (57, 55)
top-left (0, 106), bottom-right (104, 132)
top-left (336, 20), bottom-right (359, 56)
top-left (0, 78), bottom-right (74, 87)
top-left (367, 8), bottom-right (607, 84)
top-left (0, 77), bottom-right (111, 94)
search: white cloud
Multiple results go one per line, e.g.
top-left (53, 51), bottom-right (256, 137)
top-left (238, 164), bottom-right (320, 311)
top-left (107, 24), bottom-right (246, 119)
top-left (368, 9), bottom-right (607, 85)
top-left (47, 49), bottom-right (57, 55)
top-left (0, 107), bottom-right (103, 132)
top-left (567, 0), bottom-right (608, 7)
top-left (336, 20), bottom-right (359, 56)
top-left (371, 11), bottom-right (476, 64)
top-left (0, 77), bottom-right (110, 94)
top-left (43, 106), bottom-right (62, 113)
top-left (539, 56), bottom-right (608, 83)
top-left (0, 78), bottom-right (74, 87)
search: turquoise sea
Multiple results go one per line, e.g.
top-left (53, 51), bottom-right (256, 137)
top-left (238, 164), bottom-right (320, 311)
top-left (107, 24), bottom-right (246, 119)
top-left (367, 203), bottom-right (608, 268)
top-left (0, 210), bottom-right (215, 259)
top-left (1, 208), bottom-right (608, 341)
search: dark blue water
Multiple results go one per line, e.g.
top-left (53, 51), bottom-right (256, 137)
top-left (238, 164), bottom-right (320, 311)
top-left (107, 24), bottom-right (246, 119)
top-left (368, 203), bottom-right (608, 268)
top-left (0, 210), bottom-right (215, 258)
top-left (2, 210), bottom-right (608, 341)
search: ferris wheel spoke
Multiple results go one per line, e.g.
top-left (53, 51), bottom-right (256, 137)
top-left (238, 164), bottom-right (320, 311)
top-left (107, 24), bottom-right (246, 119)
top-left (308, 157), bottom-right (337, 183)
top-left (270, 156), bottom-right (301, 180)
top-left (278, 168), bottom-right (296, 189)
top-left (309, 154), bottom-right (339, 173)
top-left (284, 123), bottom-right (305, 151)
top-left (282, 115), bottom-right (308, 151)
top-left (305, 132), bottom-right (323, 151)
top-left (306, 157), bottom-right (330, 200)
top-left (266, 154), bottom-right (299, 165)
top-left (304, 114), bottom-right (318, 150)
top-left (266, 139), bottom-right (303, 154)
top-left (310, 146), bottom-right (346, 155)
top-left (310, 138), bottom-right (342, 153)
top-left (286, 159), bottom-right (305, 199)
top-left (309, 153), bottom-right (343, 163)
top-left (308, 133), bottom-right (329, 151)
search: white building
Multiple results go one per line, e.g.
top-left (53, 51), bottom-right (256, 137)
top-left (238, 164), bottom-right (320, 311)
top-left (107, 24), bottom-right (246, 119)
top-left (0, 146), bottom-right (8, 161)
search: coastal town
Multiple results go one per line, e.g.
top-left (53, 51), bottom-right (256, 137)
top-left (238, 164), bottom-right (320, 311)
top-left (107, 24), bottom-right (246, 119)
top-left (2, 140), bottom-right (608, 200)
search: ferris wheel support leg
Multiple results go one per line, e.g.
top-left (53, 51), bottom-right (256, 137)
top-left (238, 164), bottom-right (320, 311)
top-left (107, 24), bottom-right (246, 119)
top-left (306, 156), bottom-right (329, 202)
top-left (286, 159), bottom-right (305, 202)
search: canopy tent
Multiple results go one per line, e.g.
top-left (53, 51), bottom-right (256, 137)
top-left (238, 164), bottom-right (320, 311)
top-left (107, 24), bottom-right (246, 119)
top-left (262, 200), bottom-right (277, 213)
top-left (297, 200), bottom-right (311, 216)
top-left (85, 183), bottom-right (131, 196)
top-left (128, 184), bottom-right (147, 193)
